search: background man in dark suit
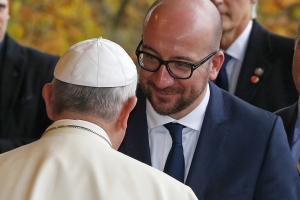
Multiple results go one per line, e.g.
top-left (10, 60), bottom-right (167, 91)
top-left (119, 0), bottom-right (300, 199)
top-left (275, 19), bottom-right (300, 174)
top-left (0, 0), bottom-right (59, 153)
top-left (211, 0), bottom-right (298, 112)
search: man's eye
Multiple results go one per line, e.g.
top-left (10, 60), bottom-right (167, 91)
top-left (175, 62), bottom-right (190, 68)
top-left (0, 4), bottom-right (7, 10)
top-left (145, 54), bottom-right (156, 60)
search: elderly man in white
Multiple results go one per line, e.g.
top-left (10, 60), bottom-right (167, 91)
top-left (0, 38), bottom-right (197, 200)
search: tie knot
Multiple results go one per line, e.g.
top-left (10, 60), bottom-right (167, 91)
top-left (164, 123), bottom-right (185, 144)
top-left (224, 52), bottom-right (232, 59)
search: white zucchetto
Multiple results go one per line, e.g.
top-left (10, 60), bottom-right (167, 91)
top-left (54, 37), bottom-right (137, 87)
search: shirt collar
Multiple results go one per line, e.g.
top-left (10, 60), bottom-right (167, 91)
top-left (44, 119), bottom-right (112, 147)
top-left (224, 20), bottom-right (253, 61)
top-left (146, 84), bottom-right (210, 131)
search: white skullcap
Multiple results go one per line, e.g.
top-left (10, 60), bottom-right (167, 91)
top-left (54, 37), bottom-right (137, 87)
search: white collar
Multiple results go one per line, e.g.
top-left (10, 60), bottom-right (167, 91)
top-left (146, 84), bottom-right (210, 131)
top-left (44, 119), bottom-right (112, 147)
top-left (224, 20), bottom-right (253, 61)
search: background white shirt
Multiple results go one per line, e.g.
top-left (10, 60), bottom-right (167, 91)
top-left (224, 20), bottom-right (253, 94)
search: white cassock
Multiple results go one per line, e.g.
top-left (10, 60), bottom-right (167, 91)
top-left (0, 119), bottom-right (197, 200)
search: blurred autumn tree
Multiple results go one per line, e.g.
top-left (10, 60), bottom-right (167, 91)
top-left (88, 0), bottom-right (155, 60)
top-left (257, 0), bottom-right (300, 37)
top-left (6, 0), bottom-right (300, 57)
top-left (7, 0), bottom-right (154, 59)
top-left (8, 0), bottom-right (105, 55)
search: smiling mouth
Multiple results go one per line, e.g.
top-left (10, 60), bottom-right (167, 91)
top-left (153, 88), bottom-right (176, 96)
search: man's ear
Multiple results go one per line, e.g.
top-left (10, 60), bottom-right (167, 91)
top-left (119, 96), bottom-right (137, 130)
top-left (42, 83), bottom-right (55, 121)
top-left (209, 51), bottom-right (224, 80)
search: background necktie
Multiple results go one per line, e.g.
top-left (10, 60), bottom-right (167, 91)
top-left (215, 53), bottom-right (232, 91)
top-left (163, 123), bottom-right (185, 182)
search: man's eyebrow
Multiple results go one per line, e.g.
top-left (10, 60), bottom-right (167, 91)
top-left (142, 44), bottom-right (160, 55)
top-left (142, 44), bottom-right (196, 63)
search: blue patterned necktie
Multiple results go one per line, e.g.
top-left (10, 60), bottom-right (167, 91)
top-left (215, 53), bottom-right (232, 91)
top-left (163, 123), bottom-right (185, 182)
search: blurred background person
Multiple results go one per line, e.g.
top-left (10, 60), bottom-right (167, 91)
top-left (0, 38), bottom-right (198, 200)
top-left (211, 0), bottom-right (298, 112)
top-left (275, 19), bottom-right (300, 175)
top-left (0, 0), bottom-right (59, 153)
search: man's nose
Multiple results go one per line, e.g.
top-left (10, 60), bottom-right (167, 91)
top-left (153, 64), bottom-right (175, 88)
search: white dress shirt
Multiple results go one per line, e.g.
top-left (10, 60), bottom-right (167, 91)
top-left (223, 20), bottom-right (253, 94)
top-left (146, 84), bottom-right (210, 182)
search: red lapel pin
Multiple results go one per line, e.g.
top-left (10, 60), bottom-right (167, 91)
top-left (251, 76), bottom-right (259, 84)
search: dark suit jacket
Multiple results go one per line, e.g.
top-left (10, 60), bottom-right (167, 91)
top-left (275, 102), bottom-right (298, 148)
top-left (0, 34), bottom-right (59, 153)
top-left (233, 20), bottom-right (298, 112)
top-left (119, 82), bottom-right (300, 199)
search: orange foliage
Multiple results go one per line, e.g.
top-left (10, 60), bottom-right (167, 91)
top-left (7, 0), bottom-right (103, 55)
top-left (6, 0), bottom-right (300, 56)
top-left (257, 0), bottom-right (300, 37)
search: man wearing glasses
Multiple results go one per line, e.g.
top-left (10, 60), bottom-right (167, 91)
top-left (119, 0), bottom-right (300, 199)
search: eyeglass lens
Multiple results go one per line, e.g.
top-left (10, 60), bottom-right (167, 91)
top-left (139, 53), bottom-right (192, 78)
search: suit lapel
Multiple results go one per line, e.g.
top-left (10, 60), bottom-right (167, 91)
top-left (120, 86), bottom-right (152, 165)
top-left (185, 82), bottom-right (228, 197)
top-left (1, 35), bottom-right (26, 134)
top-left (235, 20), bottom-right (273, 102)
top-left (121, 82), bottom-right (230, 195)
top-left (279, 103), bottom-right (298, 147)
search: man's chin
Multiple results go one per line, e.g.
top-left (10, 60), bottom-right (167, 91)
top-left (140, 82), bottom-right (186, 115)
top-left (152, 104), bottom-right (175, 116)
top-left (149, 96), bottom-right (175, 116)
top-left (221, 19), bottom-right (233, 32)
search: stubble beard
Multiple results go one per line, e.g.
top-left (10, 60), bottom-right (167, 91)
top-left (140, 79), bottom-right (204, 116)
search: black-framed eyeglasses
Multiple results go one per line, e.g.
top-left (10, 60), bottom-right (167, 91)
top-left (135, 40), bottom-right (217, 79)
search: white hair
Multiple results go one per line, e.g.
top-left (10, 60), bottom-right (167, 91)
top-left (51, 77), bottom-right (137, 122)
